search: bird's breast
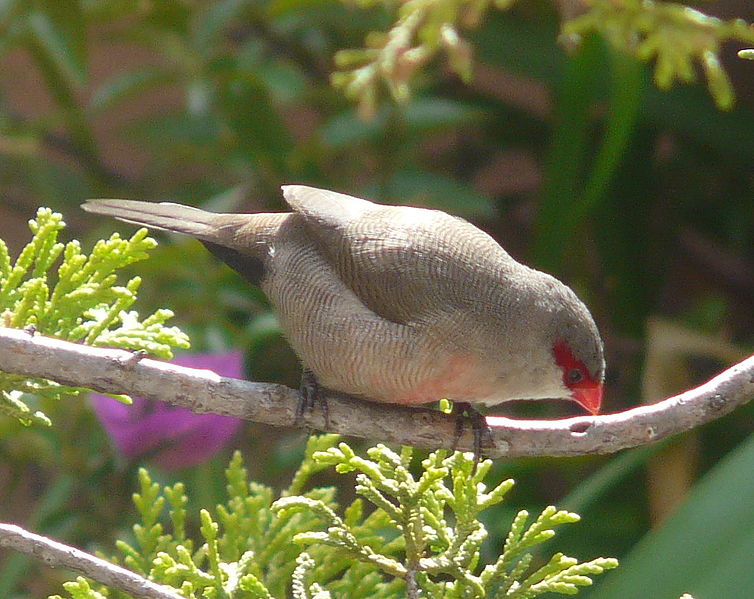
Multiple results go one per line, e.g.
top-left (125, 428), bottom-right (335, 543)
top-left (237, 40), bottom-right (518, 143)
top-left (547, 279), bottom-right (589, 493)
top-left (380, 353), bottom-right (501, 406)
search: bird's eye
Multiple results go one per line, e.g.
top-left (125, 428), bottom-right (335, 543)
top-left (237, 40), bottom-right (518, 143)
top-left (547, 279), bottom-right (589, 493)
top-left (567, 369), bottom-right (584, 384)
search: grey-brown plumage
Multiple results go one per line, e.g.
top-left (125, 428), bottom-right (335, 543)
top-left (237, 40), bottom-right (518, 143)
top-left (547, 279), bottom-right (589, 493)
top-left (82, 185), bottom-right (605, 413)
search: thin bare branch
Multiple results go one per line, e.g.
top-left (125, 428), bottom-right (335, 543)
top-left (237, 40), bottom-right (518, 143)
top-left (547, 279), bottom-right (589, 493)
top-left (0, 326), bottom-right (753, 458)
top-left (0, 522), bottom-right (183, 599)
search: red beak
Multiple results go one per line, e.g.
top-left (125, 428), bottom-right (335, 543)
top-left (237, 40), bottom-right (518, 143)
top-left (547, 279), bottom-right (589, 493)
top-left (572, 384), bottom-right (602, 415)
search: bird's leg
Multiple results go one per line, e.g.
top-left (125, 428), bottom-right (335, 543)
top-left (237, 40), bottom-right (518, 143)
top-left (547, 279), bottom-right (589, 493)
top-left (451, 402), bottom-right (493, 469)
top-left (297, 369), bottom-right (330, 429)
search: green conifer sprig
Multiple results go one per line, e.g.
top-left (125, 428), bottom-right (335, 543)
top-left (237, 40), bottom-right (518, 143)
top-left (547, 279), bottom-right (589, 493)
top-left (564, 0), bottom-right (754, 110)
top-left (332, 0), bottom-right (516, 119)
top-left (332, 0), bottom-right (754, 116)
top-left (0, 208), bottom-right (189, 426)
top-left (274, 443), bottom-right (617, 597)
top-left (50, 437), bottom-right (617, 599)
top-left (51, 436), bottom-right (346, 599)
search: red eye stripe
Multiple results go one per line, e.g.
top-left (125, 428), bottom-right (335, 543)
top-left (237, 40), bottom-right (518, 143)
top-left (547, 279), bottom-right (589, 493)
top-left (552, 339), bottom-right (602, 414)
top-left (553, 340), bottom-right (590, 387)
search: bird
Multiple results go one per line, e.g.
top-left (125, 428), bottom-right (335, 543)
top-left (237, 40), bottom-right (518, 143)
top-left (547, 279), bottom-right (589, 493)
top-left (82, 185), bottom-right (605, 445)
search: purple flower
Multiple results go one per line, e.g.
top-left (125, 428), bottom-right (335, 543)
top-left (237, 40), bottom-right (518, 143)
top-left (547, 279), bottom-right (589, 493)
top-left (91, 351), bottom-right (244, 470)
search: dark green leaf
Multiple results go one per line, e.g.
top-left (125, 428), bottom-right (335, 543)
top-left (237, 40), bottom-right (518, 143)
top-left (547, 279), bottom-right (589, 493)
top-left (476, 13), bottom-right (563, 82)
top-left (142, 0), bottom-right (192, 33)
top-left (89, 66), bottom-right (175, 111)
top-left (534, 43), bottom-right (645, 273)
top-left (266, 0), bottom-right (338, 18)
top-left (219, 74), bottom-right (293, 172)
top-left (589, 433), bottom-right (754, 599)
top-left (532, 34), bottom-right (604, 273)
top-left (27, 0), bottom-right (87, 86)
top-left (320, 109), bottom-right (385, 150)
top-left (254, 62), bottom-right (307, 103)
top-left (321, 98), bottom-right (482, 150)
top-left (125, 111), bottom-right (222, 153)
top-left (643, 85), bottom-right (754, 165)
top-left (194, 0), bottom-right (252, 56)
top-left (402, 98), bottom-right (486, 131)
top-left (559, 444), bottom-right (667, 515)
top-left (366, 169), bottom-right (496, 219)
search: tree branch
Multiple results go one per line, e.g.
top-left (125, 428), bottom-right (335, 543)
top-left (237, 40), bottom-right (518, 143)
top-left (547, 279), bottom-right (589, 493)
top-left (1, 326), bottom-right (753, 458)
top-left (0, 523), bottom-right (183, 599)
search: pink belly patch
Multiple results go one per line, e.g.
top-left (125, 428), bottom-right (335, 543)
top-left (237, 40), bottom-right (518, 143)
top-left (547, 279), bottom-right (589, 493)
top-left (393, 354), bottom-right (492, 405)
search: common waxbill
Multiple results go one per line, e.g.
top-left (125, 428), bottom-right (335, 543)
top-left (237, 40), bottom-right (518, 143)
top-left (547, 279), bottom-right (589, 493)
top-left (82, 185), bottom-right (605, 418)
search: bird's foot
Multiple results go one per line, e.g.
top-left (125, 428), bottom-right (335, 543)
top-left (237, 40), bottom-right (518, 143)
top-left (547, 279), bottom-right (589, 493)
top-left (297, 369), bottom-right (330, 429)
top-left (451, 402), bottom-right (493, 471)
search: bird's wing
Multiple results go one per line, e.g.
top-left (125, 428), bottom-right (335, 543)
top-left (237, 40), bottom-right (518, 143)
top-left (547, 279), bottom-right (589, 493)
top-left (281, 185), bottom-right (515, 326)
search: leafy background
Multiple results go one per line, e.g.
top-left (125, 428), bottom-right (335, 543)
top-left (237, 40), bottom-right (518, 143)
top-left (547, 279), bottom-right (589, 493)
top-left (0, 0), bottom-right (753, 597)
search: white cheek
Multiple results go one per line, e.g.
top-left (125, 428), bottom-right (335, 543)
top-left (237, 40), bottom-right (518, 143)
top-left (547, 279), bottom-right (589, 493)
top-left (522, 346), bottom-right (564, 390)
top-left (489, 351), bottom-right (572, 403)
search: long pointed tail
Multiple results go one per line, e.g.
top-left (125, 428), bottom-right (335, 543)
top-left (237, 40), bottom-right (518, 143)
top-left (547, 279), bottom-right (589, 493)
top-left (82, 199), bottom-right (290, 286)
top-left (81, 199), bottom-right (222, 242)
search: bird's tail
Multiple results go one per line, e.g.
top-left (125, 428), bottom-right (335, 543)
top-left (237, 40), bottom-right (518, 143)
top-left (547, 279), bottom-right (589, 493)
top-left (82, 199), bottom-right (290, 285)
top-left (81, 199), bottom-right (224, 242)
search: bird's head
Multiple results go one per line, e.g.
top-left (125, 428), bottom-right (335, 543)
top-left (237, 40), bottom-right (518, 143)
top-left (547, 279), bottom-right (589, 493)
top-left (552, 339), bottom-right (603, 414)
top-left (527, 272), bottom-right (605, 414)
top-left (463, 268), bottom-right (605, 412)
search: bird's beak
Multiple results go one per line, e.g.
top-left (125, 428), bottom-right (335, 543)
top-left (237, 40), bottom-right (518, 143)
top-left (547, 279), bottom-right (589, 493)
top-left (572, 384), bottom-right (602, 415)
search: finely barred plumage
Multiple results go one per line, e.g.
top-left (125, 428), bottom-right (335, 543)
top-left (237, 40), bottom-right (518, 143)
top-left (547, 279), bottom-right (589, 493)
top-left (82, 185), bottom-right (605, 412)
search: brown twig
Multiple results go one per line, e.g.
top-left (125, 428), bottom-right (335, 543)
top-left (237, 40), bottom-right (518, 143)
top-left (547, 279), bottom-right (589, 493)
top-left (1, 327), bottom-right (753, 458)
top-left (0, 523), bottom-right (183, 599)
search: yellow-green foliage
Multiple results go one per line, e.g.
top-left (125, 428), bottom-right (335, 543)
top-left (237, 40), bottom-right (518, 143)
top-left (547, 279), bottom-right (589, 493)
top-left (0, 208), bottom-right (189, 426)
top-left (332, 0), bottom-right (754, 116)
top-left (564, 0), bottom-right (754, 110)
top-left (52, 437), bottom-right (617, 599)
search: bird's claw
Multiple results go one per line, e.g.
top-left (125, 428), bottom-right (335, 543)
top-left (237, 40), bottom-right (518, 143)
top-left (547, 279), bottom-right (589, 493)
top-left (297, 369), bottom-right (330, 429)
top-left (451, 402), bottom-right (493, 471)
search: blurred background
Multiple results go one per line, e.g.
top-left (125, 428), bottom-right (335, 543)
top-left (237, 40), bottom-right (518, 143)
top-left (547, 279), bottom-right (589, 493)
top-left (0, 0), bottom-right (753, 597)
